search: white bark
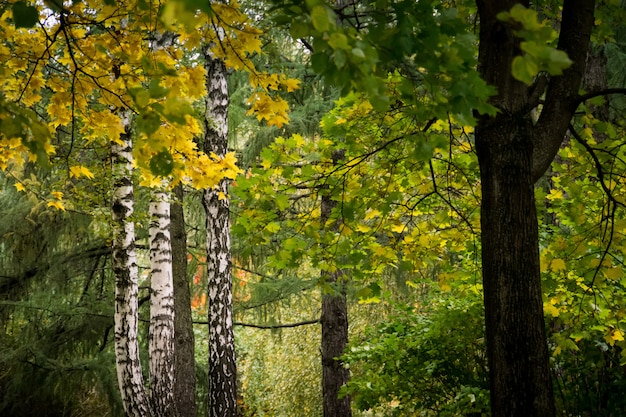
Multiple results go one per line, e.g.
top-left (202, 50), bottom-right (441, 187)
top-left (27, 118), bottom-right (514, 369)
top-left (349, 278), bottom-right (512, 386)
top-left (149, 191), bottom-right (175, 417)
top-left (112, 115), bottom-right (151, 417)
top-left (203, 44), bottom-right (237, 417)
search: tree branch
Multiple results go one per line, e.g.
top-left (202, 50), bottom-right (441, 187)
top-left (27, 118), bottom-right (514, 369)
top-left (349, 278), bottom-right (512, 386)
top-left (574, 88), bottom-right (626, 107)
top-left (531, 0), bottom-right (596, 182)
top-left (193, 318), bottom-right (320, 329)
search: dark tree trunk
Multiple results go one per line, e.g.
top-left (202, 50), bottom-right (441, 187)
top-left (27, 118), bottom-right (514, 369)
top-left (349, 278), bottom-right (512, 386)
top-left (321, 283), bottom-right (351, 417)
top-left (203, 47), bottom-right (237, 417)
top-left (171, 184), bottom-right (197, 417)
top-left (475, 0), bottom-right (595, 416)
top-left (320, 150), bottom-right (352, 417)
top-left (475, 116), bottom-right (555, 417)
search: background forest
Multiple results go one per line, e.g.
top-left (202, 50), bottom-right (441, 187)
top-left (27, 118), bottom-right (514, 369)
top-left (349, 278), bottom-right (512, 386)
top-left (2, 0), bottom-right (626, 416)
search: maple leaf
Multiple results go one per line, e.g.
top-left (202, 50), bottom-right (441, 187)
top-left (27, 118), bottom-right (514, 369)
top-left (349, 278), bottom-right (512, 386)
top-left (47, 200), bottom-right (65, 211)
top-left (69, 165), bottom-right (95, 179)
top-left (281, 78), bottom-right (301, 92)
top-left (550, 258), bottom-right (566, 272)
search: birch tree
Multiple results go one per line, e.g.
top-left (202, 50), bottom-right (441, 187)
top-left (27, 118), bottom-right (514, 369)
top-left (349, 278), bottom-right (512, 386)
top-left (149, 190), bottom-right (175, 417)
top-left (111, 112), bottom-right (151, 417)
top-left (203, 45), bottom-right (238, 417)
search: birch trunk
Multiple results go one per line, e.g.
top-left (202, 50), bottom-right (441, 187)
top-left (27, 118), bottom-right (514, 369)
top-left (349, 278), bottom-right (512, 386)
top-left (149, 190), bottom-right (175, 417)
top-left (112, 113), bottom-right (151, 417)
top-left (202, 46), bottom-right (237, 417)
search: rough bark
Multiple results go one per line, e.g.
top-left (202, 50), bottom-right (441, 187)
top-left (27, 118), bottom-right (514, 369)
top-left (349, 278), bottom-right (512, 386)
top-left (112, 112), bottom-right (151, 417)
top-left (320, 150), bottom-right (351, 417)
top-left (475, 116), bottom-right (555, 417)
top-left (475, 0), bottom-right (595, 416)
top-left (149, 191), bottom-right (175, 417)
top-left (171, 184), bottom-right (197, 417)
top-left (203, 46), bottom-right (237, 417)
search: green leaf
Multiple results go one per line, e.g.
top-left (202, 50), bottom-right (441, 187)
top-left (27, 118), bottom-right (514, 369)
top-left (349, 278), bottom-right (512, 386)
top-left (511, 55), bottom-right (538, 84)
top-left (149, 148), bottom-right (174, 176)
top-left (12, 2), bottom-right (39, 28)
top-left (311, 52), bottom-right (330, 73)
top-left (310, 5), bottom-right (334, 32)
top-left (148, 79), bottom-right (169, 99)
top-left (275, 194), bottom-right (290, 211)
top-left (334, 50), bottom-right (347, 68)
top-left (136, 110), bottom-right (161, 136)
top-left (351, 47), bottom-right (366, 59)
top-left (328, 33), bottom-right (350, 50)
top-left (546, 49), bottom-right (573, 75)
top-left (289, 19), bottom-right (311, 39)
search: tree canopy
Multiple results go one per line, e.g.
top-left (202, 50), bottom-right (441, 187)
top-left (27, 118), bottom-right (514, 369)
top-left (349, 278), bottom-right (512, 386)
top-left (2, 0), bottom-right (626, 416)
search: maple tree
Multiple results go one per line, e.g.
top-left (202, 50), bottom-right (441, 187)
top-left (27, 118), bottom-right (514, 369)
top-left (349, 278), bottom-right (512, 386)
top-left (239, 1), bottom-right (626, 416)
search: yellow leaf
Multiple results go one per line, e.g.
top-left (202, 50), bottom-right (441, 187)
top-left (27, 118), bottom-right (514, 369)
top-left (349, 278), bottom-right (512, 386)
top-left (604, 267), bottom-right (622, 280)
top-left (261, 158), bottom-right (272, 170)
top-left (546, 189), bottom-right (563, 201)
top-left (14, 182), bottom-right (25, 192)
top-left (281, 78), bottom-right (301, 92)
top-left (550, 258), bottom-right (566, 272)
top-left (612, 329), bottom-right (625, 342)
top-left (356, 223), bottom-right (371, 233)
top-left (51, 191), bottom-right (64, 200)
top-left (69, 165), bottom-right (95, 179)
top-left (47, 201), bottom-right (66, 211)
top-left (364, 209), bottom-right (381, 220)
top-left (605, 329), bottom-right (625, 346)
top-left (544, 302), bottom-right (559, 317)
top-left (264, 222), bottom-right (281, 233)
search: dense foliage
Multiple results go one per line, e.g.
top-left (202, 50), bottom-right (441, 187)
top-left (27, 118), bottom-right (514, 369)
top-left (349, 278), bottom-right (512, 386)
top-left (2, 0), bottom-right (626, 416)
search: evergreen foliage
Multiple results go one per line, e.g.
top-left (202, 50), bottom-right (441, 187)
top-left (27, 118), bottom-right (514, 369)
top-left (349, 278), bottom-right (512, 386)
top-left (0, 183), bottom-right (123, 416)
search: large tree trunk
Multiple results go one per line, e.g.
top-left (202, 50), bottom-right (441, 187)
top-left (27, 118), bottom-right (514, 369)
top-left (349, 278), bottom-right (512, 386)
top-left (171, 184), bottom-right (197, 417)
top-left (475, 117), bottom-right (555, 417)
top-left (475, 1), bottom-right (595, 416)
top-left (112, 113), bottom-right (151, 417)
top-left (320, 150), bottom-right (351, 417)
top-left (202, 47), bottom-right (237, 417)
top-left (149, 191), bottom-right (175, 417)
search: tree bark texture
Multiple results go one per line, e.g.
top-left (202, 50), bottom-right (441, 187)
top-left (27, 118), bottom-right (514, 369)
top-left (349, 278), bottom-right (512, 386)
top-left (320, 150), bottom-right (352, 417)
top-left (475, 1), bottom-right (595, 416)
top-left (149, 191), bottom-right (175, 417)
top-left (171, 184), bottom-right (197, 417)
top-left (476, 116), bottom-right (555, 417)
top-left (112, 114), bottom-right (151, 417)
top-left (203, 47), bottom-right (237, 417)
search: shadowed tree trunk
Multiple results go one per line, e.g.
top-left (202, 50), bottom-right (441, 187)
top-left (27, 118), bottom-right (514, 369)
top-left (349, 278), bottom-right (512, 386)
top-left (475, 0), bottom-right (595, 415)
top-left (203, 45), bottom-right (237, 417)
top-left (320, 149), bottom-right (351, 417)
top-left (171, 184), bottom-right (197, 417)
